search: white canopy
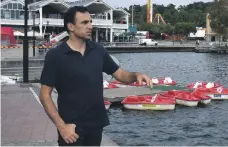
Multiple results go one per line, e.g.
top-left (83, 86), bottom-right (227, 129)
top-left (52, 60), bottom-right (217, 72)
top-left (13, 31), bottom-right (42, 37)
top-left (13, 31), bottom-right (24, 36)
top-left (27, 31), bottom-right (42, 37)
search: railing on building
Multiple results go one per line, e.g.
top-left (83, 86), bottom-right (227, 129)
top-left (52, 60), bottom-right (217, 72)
top-left (0, 18), bottom-right (40, 25)
top-left (90, 14), bottom-right (106, 20)
top-left (42, 18), bottom-right (64, 26)
top-left (67, 0), bottom-right (94, 6)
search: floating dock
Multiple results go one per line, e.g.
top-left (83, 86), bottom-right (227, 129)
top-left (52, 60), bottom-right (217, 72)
top-left (195, 47), bottom-right (228, 53)
top-left (104, 86), bottom-right (161, 102)
top-left (32, 83), bottom-right (188, 104)
top-left (105, 45), bottom-right (195, 53)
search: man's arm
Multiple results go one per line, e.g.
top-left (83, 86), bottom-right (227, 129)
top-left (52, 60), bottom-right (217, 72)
top-left (40, 85), bottom-right (78, 144)
top-left (111, 68), bottom-right (137, 83)
top-left (40, 85), bottom-right (65, 130)
top-left (40, 50), bottom-right (78, 144)
top-left (101, 46), bottom-right (152, 87)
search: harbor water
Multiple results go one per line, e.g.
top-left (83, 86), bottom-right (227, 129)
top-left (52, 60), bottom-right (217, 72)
top-left (103, 52), bottom-right (228, 146)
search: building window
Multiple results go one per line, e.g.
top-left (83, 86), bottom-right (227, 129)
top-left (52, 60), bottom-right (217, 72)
top-left (11, 10), bottom-right (15, 19)
top-left (16, 10), bottom-right (19, 19)
top-left (19, 11), bottom-right (24, 19)
top-left (5, 10), bottom-right (11, 19)
top-left (8, 3), bottom-right (12, 9)
top-left (1, 9), bottom-right (5, 19)
top-left (18, 4), bottom-right (22, 9)
top-left (13, 3), bottom-right (17, 9)
top-left (3, 5), bottom-right (7, 9)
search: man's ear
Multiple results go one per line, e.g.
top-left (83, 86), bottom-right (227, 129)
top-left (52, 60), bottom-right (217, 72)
top-left (67, 23), bottom-right (74, 32)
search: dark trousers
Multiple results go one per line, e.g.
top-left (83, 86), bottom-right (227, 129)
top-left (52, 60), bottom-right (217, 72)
top-left (58, 126), bottom-right (103, 146)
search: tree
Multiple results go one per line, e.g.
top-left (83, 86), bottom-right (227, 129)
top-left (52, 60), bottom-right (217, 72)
top-left (209, 0), bottom-right (228, 39)
top-left (124, 1), bottom-right (213, 38)
top-left (174, 22), bottom-right (196, 37)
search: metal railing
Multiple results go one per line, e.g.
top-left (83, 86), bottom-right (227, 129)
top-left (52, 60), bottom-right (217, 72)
top-left (1, 18), bottom-right (40, 25)
top-left (112, 23), bottom-right (128, 29)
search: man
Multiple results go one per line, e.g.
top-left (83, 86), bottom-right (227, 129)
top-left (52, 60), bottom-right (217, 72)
top-left (40, 6), bottom-right (152, 146)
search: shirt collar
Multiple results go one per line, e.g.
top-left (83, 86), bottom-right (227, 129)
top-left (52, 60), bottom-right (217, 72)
top-left (62, 39), bottom-right (95, 54)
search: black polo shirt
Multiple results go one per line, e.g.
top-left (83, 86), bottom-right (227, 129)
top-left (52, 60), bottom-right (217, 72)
top-left (40, 40), bottom-right (119, 128)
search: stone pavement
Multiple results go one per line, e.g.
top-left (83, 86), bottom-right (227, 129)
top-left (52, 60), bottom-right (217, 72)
top-left (1, 84), bottom-right (118, 146)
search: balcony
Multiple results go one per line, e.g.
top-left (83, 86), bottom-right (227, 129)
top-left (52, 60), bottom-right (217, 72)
top-left (112, 23), bottom-right (128, 29)
top-left (90, 14), bottom-right (112, 27)
top-left (112, 19), bottom-right (128, 29)
top-left (92, 19), bottom-right (112, 27)
top-left (42, 18), bottom-right (64, 26)
top-left (1, 18), bottom-right (40, 26)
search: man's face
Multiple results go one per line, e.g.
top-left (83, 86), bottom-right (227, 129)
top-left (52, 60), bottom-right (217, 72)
top-left (68, 12), bottom-right (93, 39)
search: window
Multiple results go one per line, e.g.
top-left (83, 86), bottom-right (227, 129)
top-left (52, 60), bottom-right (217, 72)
top-left (1, 9), bottom-right (5, 19)
top-left (19, 11), bottom-right (24, 19)
top-left (8, 3), bottom-right (12, 9)
top-left (13, 3), bottom-right (17, 9)
top-left (18, 4), bottom-right (22, 9)
top-left (16, 10), bottom-right (19, 19)
top-left (5, 10), bottom-right (10, 19)
top-left (11, 10), bottom-right (15, 19)
top-left (3, 5), bottom-right (7, 9)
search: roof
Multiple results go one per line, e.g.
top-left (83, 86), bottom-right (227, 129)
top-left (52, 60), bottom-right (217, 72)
top-left (67, 0), bottom-right (94, 6)
top-left (114, 7), bottom-right (130, 15)
top-left (28, 0), bottom-right (69, 10)
top-left (67, 0), bottom-right (113, 10)
top-left (1, 0), bottom-right (24, 6)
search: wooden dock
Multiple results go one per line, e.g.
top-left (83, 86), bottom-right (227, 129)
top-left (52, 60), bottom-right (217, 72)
top-left (33, 83), bottom-right (188, 103)
top-left (104, 86), bottom-right (162, 102)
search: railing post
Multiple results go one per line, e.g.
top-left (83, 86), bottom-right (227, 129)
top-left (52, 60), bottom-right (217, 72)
top-left (23, 0), bottom-right (29, 83)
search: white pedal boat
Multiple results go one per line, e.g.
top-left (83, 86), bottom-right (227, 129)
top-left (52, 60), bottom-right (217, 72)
top-left (104, 100), bottom-right (111, 110)
top-left (151, 77), bottom-right (176, 86)
top-left (121, 94), bottom-right (176, 110)
top-left (195, 87), bottom-right (228, 100)
top-left (103, 80), bottom-right (118, 89)
top-left (161, 91), bottom-right (200, 107)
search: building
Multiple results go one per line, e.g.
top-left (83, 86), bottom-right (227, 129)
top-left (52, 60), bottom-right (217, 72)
top-left (188, 27), bottom-right (206, 40)
top-left (205, 13), bottom-right (219, 42)
top-left (0, 0), bottom-right (130, 43)
top-left (205, 13), bottom-right (227, 42)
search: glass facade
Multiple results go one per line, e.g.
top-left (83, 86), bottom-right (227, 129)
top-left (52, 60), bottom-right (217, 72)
top-left (0, 2), bottom-right (32, 20)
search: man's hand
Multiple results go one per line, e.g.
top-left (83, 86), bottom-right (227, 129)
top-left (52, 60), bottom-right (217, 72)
top-left (58, 124), bottom-right (79, 144)
top-left (135, 72), bottom-right (153, 88)
top-left (112, 68), bottom-right (153, 88)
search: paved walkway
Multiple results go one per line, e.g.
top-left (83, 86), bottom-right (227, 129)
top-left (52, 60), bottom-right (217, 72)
top-left (1, 84), bottom-right (118, 146)
top-left (1, 84), bottom-right (58, 146)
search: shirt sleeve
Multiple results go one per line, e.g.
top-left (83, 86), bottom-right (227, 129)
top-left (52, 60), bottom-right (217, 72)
top-left (40, 51), bottom-right (57, 87)
top-left (103, 47), bottom-right (119, 75)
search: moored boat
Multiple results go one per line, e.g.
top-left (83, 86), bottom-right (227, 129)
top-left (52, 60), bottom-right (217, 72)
top-left (151, 77), bottom-right (176, 86)
top-left (121, 94), bottom-right (176, 110)
top-left (103, 80), bottom-right (118, 89)
top-left (186, 81), bottom-right (207, 89)
top-left (161, 91), bottom-right (200, 107)
top-left (186, 81), bottom-right (222, 89)
top-left (104, 100), bottom-right (111, 110)
top-left (195, 87), bottom-right (228, 100)
top-left (175, 92), bottom-right (200, 107)
top-left (191, 91), bottom-right (211, 105)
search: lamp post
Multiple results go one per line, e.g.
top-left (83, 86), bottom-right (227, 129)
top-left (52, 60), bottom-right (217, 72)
top-left (23, 0), bottom-right (29, 83)
top-left (131, 5), bottom-right (134, 27)
top-left (172, 26), bottom-right (175, 45)
top-left (33, 11), bottom-right (35, 56)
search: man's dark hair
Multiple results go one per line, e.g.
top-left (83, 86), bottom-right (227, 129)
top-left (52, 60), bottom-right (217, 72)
top-left (64, 6), bottom-right (89, 32)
